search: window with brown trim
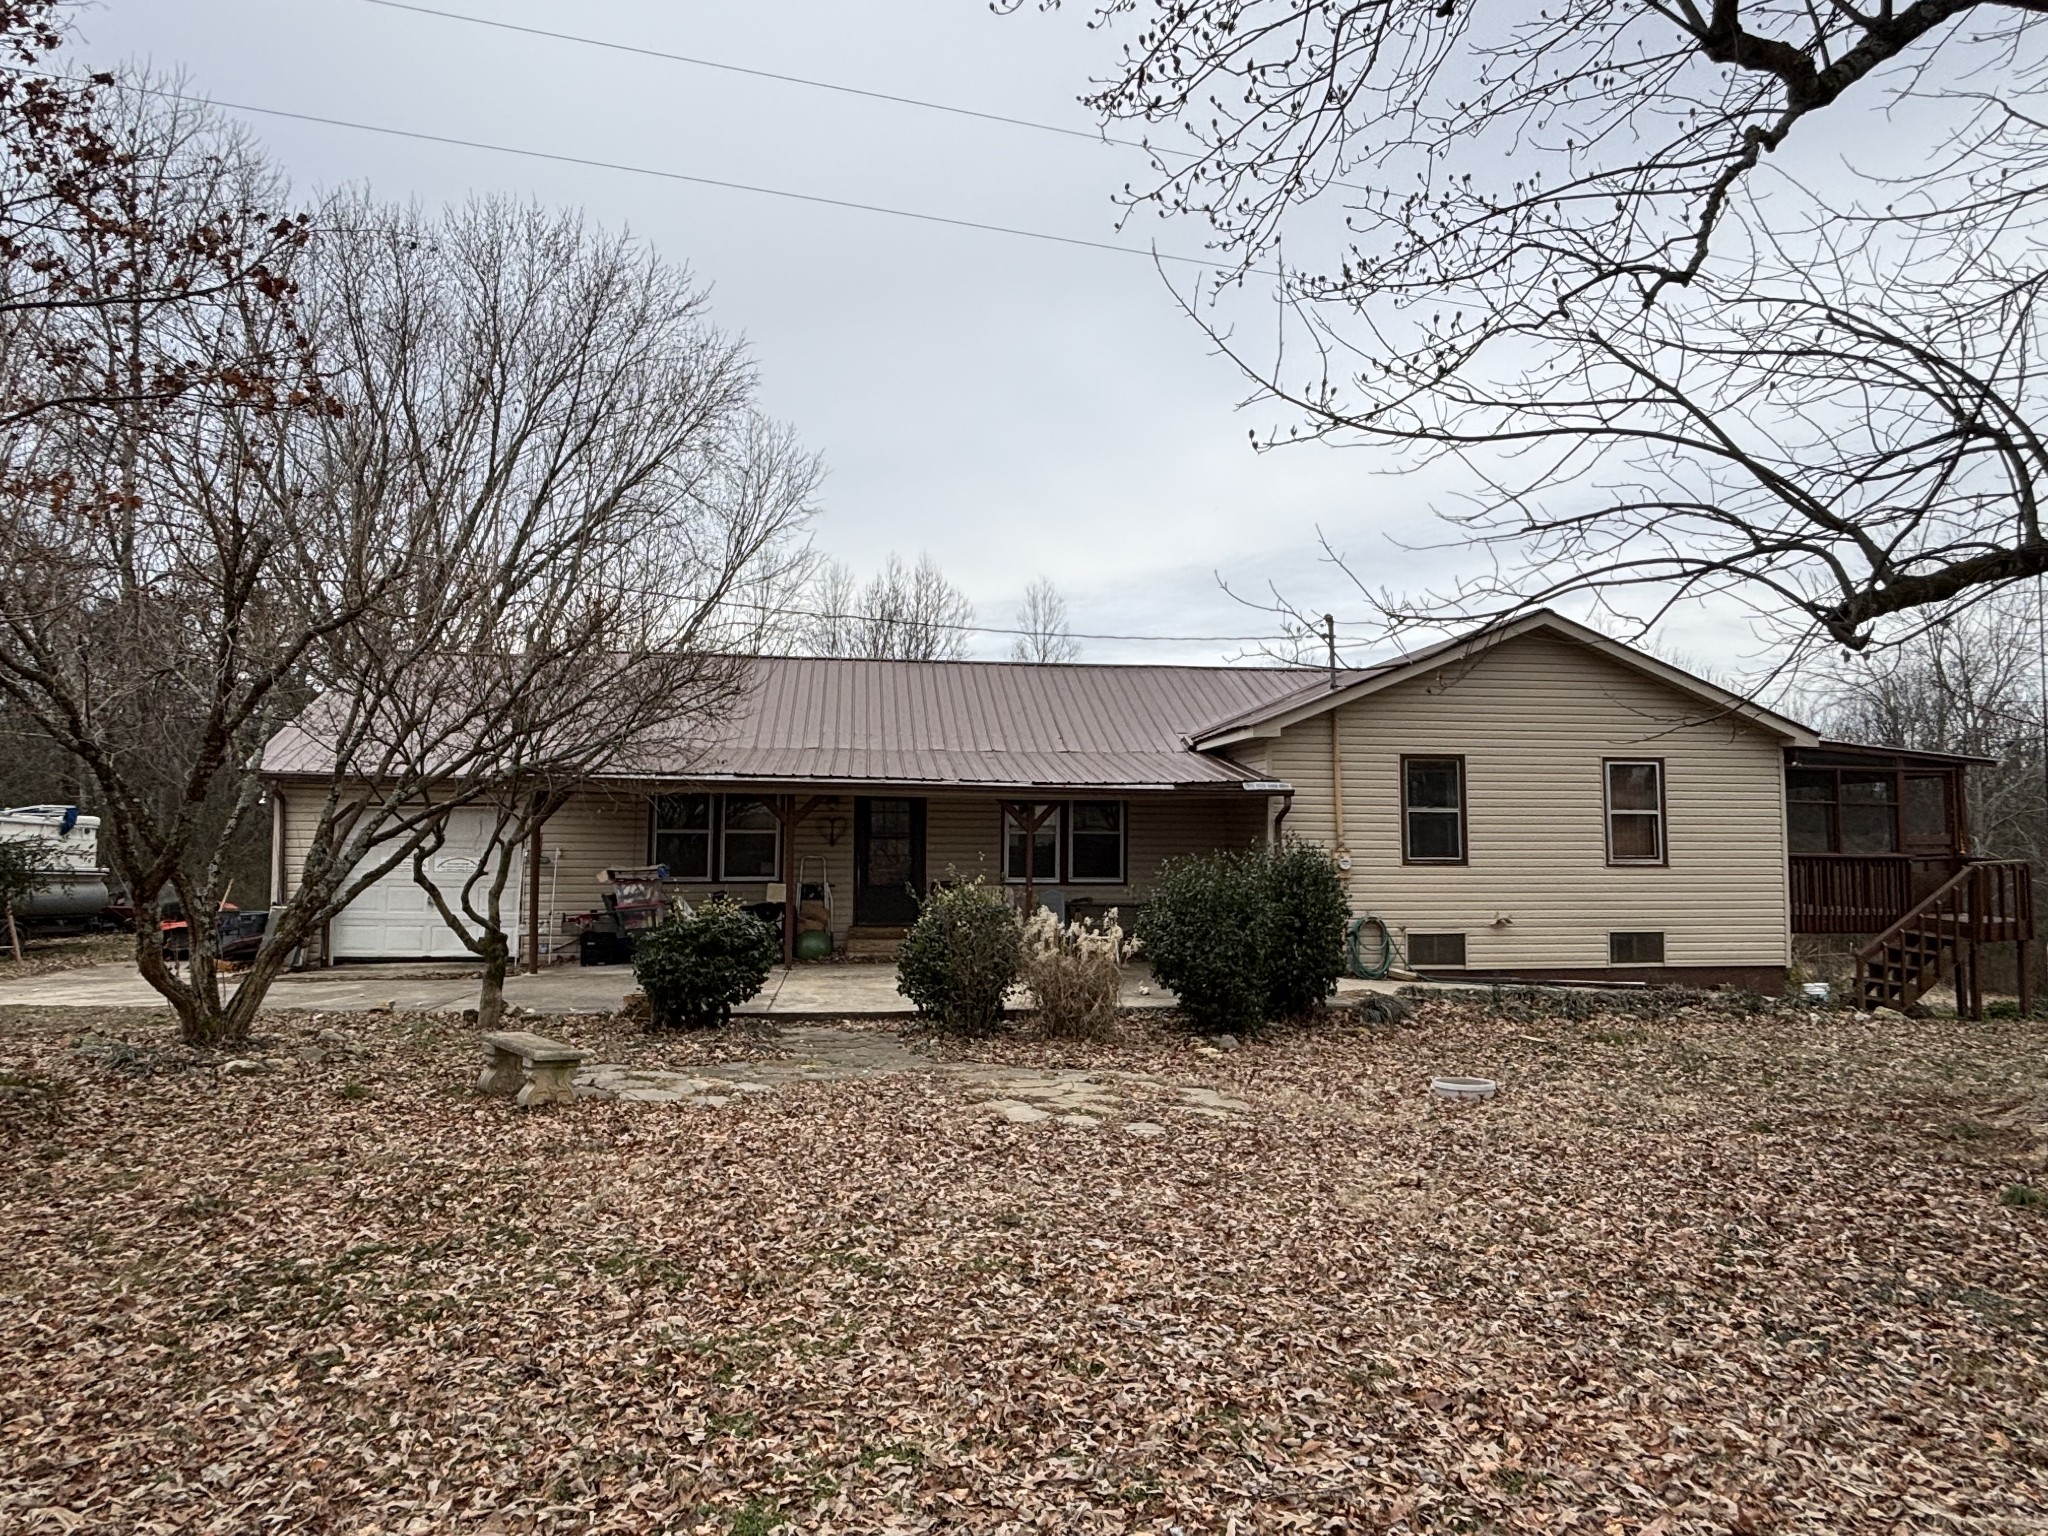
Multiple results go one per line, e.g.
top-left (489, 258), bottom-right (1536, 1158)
top-left (1604, 759), bottom-right (1666, 865)
top-left (1401, 756), bottom-right (1466, 863)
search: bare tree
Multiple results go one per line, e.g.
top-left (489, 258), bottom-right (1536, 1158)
top-left (1025, 1), bottom-right (2048, 649)
top-left (1809, 594), bottom-right (2047, 865)
top-left (1011, 576), bottom-right (1079, 663)
top-left (402, 408), bottom-right (819, 1031)
top-left (800, 553), bottom-right (973, 660)
top-left (0, 87), bottom-right (818, 1045)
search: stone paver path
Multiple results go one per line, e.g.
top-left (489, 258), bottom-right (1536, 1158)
top-left (577, 1024), bottom-right (1253, 1132)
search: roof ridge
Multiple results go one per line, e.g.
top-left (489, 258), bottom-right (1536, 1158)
top-left (740, 653), bottom-right (1326, 674)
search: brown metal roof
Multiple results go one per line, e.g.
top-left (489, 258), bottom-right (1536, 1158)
top-left (262, 654), bottom-right (1320, 791)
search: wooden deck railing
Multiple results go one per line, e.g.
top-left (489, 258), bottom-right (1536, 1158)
top-left (1790, 855), bottom-right (1916, 935)
top-left (1853, 858), bottom-right (2035, 1016)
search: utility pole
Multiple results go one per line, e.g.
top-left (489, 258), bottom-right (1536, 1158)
top-left (1324, 613), bottom-right (1338, 691)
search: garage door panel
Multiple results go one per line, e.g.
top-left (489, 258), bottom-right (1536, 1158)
top-left (330, 812), bottom-right (524, 960)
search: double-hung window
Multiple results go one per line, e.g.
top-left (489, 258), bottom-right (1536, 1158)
top-left (1401, 757), bottom-right (1466, 863)
top-left (651, 793), bottom-right (712, 879)
top-left (720, 797), bottom-right (782, 879)
top-left (1605, 760), bottom-right (1666, 864)
top-left (1067, 801), bottom-right (1126, 882)
top-left (1004, 804), bottom-right (1061, 883)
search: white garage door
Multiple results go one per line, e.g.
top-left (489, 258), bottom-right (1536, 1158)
top-left (329, 810), bottom-right (525, 961)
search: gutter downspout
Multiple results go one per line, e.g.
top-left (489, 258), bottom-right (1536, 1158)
top-left (1323, 613), bottom-right (1350, 874)
top-left (526, 821), bottom-right (544, 973)
top-left (1329, 711), bottom-right (1350, 869)
top-left (269, 789), bottom-right (286, 910)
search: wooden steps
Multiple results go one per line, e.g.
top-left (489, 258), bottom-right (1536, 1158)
top-left (1853, 860), bottom-right (2034, 1017)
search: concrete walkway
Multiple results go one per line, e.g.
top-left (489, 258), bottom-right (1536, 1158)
top-left (0, 958), bottom-right (1402, 1017)
top-left (577, 1023), bottom-right (1252, 1135)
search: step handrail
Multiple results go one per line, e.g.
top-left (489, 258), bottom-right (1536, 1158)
top-left (1853, 861), bottom-right (1979, 971)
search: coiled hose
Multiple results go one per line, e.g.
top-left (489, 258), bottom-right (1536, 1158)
top-left (1347, 913), bottom-right (1396, 979)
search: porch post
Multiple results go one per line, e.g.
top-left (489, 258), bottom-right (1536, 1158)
top-left (525, 823), bottom-right (543, 973)
top-left (781, 792), bottom-right (796, 969)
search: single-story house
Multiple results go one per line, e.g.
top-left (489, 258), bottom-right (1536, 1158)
top-left (262, 609), bottom-right (2027, 999)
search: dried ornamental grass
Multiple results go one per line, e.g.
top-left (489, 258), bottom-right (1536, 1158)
top-left (1019, 907), bottom-right (1124, 1040)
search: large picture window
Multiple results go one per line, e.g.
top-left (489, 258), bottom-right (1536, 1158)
top-left (1004, 803), bottom-right (1061, 882)
top-left (1068, 801), bottom-right (1126, 883)
top-left (721, 797), bottom-right (782, 879)
top-left (1401, 756), bottom-right (1465, 863)
top-left (1605, 760), bottom-right (1666, 865)
top-left (651, 793), bottom-right (712, 879)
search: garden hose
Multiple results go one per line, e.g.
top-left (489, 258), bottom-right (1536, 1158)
top-left (1347, 913), bottom-right (1396, 979)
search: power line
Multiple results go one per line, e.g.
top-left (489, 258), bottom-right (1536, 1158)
top-left (359, 0), bottom-right (1152, 153)
top-left (23, 68), bottom-right (1258, 276)
top-left (635, 586), bottom-right (1336, 648)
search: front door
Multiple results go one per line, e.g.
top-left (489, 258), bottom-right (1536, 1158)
top-left (853, 797), bottom-right (926, 926)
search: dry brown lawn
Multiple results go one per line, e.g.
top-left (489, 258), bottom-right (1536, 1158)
top-left (1, 999), bottom-right (2044, 1534)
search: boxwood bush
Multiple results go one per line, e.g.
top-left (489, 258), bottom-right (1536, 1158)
top-left (896, 879), bottom-right (1021, 1035)
top-left (632, 897), bottom-right (778, 1030)
top-left (1137, 842), bottom-right (1349, 1033)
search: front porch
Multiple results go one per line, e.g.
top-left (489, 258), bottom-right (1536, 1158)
top-left (539, 782), bottom-right (1277, 966)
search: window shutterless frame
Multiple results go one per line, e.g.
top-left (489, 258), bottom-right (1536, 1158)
top-left (645, 793), bottom-right (780, 881)
top-left (1400, 755), bottom-right (1467, 864)
top-left (1001, 802), bottom-right (1063, 883)
top-left (1603, 758), bottom-right (1667, 866)
top-left (1065, 800), bottom-right (1127, 884)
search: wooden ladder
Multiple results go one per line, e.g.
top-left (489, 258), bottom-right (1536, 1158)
top-left (1853, 860), bottom-right (2035, 1017)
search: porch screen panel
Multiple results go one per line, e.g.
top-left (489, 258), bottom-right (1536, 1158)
top-left (1839, 773), bottom-right (1899, 855)
top-left (1903, 775), bottom-right (1950, 848)
top-left (1787, 770), bottom-right (1836, 854)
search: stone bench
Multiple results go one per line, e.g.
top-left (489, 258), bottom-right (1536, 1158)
top-left (479, 1030), bottom-right (588, 1108)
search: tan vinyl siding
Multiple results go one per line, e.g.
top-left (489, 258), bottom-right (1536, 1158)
top-left (524, 787), bottom-right (1269, 947)
top-left (1263, 631), bottom-right (1789, 971)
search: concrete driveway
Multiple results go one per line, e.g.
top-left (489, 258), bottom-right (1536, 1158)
top-left (0, 958), bottom-right (1402, 1018)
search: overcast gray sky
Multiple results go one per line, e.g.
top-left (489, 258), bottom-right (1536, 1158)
top-left (75, 0), bottom-right (1744, 668)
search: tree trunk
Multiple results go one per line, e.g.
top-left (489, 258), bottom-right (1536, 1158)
top-left (131, 906), bottom-right (249, 1050)
top-left (476, 931), bottom-right (510, 1032)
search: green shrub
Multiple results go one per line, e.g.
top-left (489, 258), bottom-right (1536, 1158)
top-left (633, 898), bottom-right (778, 1029)
top-left (1137, 850), bottom-right (1268, 1034)
top-left (896, 879), bottom-right (1021, 1035)
top-left (1256, 841), bottom-right (1350, 1018)
top-left (1138, 842), bottom-right (1349, 1034)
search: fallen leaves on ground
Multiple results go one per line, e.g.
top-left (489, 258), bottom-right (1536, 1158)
top-left (1, 999), bottom-right (2045, 1534)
